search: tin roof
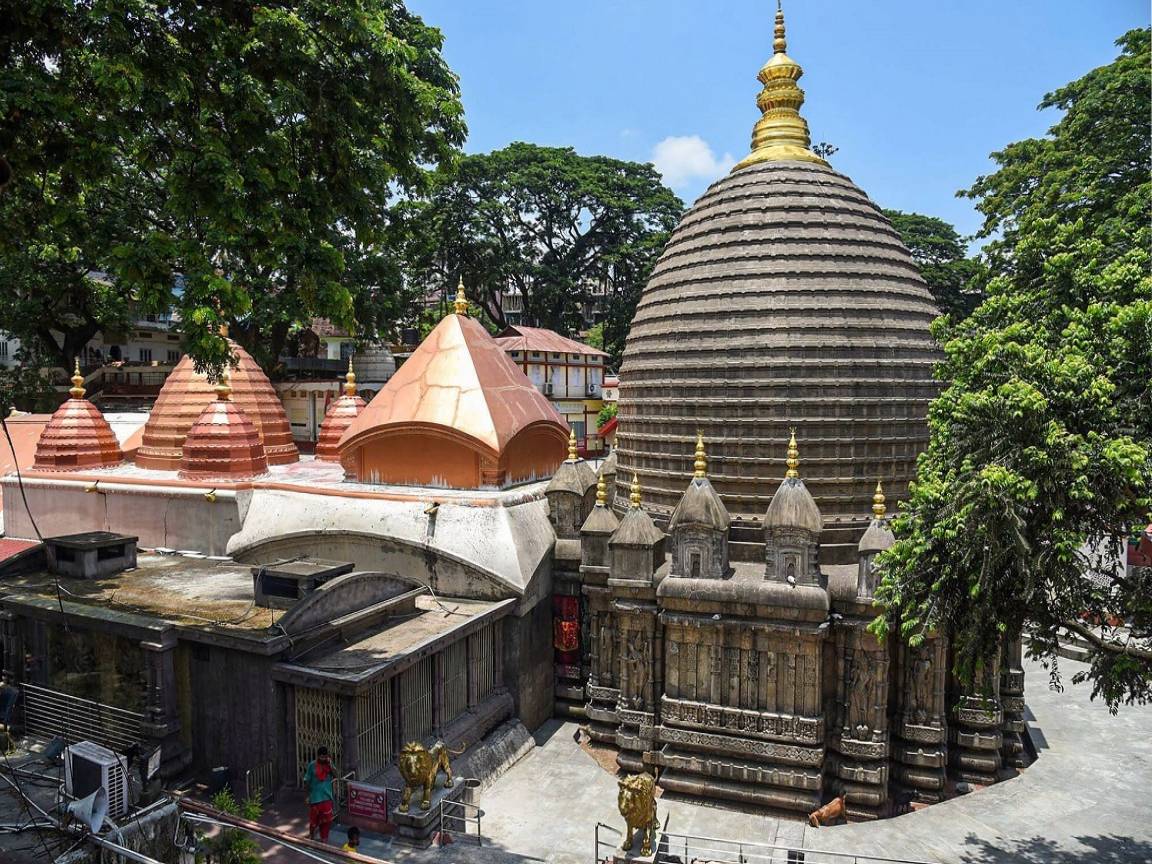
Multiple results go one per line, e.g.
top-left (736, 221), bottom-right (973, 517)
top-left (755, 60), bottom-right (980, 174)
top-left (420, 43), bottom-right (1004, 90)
top-left (494, 325), bottom-right (609, 358)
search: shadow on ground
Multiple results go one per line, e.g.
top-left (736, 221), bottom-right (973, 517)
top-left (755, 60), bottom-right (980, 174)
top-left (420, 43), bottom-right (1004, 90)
top-left (959, 833), bottom-right (1152, 864)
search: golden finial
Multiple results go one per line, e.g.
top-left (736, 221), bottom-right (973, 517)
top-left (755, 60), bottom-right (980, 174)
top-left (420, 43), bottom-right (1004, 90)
top-left (872, 480), bottom-right (886, 519)
top-left (693, 431), bottom-right (707, 479)
top-left (214, 367), bottom-right (232, 401)
top-left (567, 428), bottom-right (578, 461)
top-left (785, 428), bottom-right (800, 479)
top-left (69, 358), bottom-right (85, 399)
top-left (453, 278), bottom-right (468, 316)
top-left (595, 473), bottom-right (607, 507)
top-left (732, 1), bottom-right (827, 171)
top-left (629, 472), bottom-right (642, 509)
top-left (344, 358), bottom-right (357, 396)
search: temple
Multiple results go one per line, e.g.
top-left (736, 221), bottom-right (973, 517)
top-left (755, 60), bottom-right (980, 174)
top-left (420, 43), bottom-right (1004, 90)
top-left (0, 5), bottom-right (1029, 827)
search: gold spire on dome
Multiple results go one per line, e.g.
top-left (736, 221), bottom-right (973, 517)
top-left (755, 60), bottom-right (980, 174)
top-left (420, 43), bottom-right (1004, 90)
top-left (693, 431), bottom-right (707, 479)
top-left (344, 358), bottom-right (357, 396)
top-left (69, 358), bottom-right (86, 399)
top-left (732, 1), bottom-right (828, 171)
top-left (453, 278), bottom-right (468, 316)
top-left (214, 368), bottom-right (232, 401)
top-left (596, 473), bottom-right (607, 507)
top-left (630, 472), bottom-right (642, 509)
top-left (567, 428), bottom-right (579, 461)
top-left (872, 480), bottom-right (887, 519)
top-left (785, 428), bottom-right (800, 479)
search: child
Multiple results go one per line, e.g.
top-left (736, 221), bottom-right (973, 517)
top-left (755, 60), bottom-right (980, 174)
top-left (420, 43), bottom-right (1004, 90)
top-left (341, 825), bottom-right (361, 854)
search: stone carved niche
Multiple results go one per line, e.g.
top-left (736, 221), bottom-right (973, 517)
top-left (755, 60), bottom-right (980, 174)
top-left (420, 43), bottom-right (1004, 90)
top-left (764, 527), bottom-right (821, 587)
top-left (672, 526), bottom-right (729, 579)
top-left (592, 612), bottom-right (617, 688)
top-left (898, 638), bottom-right (946, 732)
top-left (842, 647), bottom-right (888, 742)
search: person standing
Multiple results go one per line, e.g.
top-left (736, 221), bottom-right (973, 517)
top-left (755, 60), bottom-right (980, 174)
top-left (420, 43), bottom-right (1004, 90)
top-left (304, 746), bottom-right (336, 843)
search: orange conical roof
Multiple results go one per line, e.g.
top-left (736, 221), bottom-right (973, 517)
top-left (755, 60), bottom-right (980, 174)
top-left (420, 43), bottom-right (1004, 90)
top-left (340, 312), bottom-right (566, 457)
top-left (315, 360), bottom-right (366, 462)
top-left (178, 376), bottom-right (268, 481)
top-left (33, 361), bottom-right (123, 471)
top-left (136, 340), bottom-right (297, 470)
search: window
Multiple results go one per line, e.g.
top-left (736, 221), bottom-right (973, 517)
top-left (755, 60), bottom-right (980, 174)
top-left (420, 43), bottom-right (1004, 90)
top-left (340, 342), bottom-right (354, 361)
top-left (139, 348), bottom-right (152, 362)
top-left (167, 350), bottom-right (180, 363)
top-left (0, 342), bottom-right (8, 359)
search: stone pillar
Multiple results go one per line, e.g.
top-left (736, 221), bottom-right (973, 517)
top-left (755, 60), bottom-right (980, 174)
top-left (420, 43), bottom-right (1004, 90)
top-left (141, 640), bottom-right (190, 777)
top-left (950, 653), bottom-right (1003, 786)
top-left (833, 629), bottom-right (889, 820)
top-left (999, 637), bottom-right (1027, 769)
top-left (891, 635), bottom-right (948, 804)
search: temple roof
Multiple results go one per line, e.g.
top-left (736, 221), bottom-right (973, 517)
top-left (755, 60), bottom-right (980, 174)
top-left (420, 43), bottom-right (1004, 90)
top-left (340, 312), bottom-right (566, 457)
top-left (494, 325), bottom-right (609, 358)
top-left (178, 376), bottom-right (269, 481)
top-left (136, 339), bottom-right (297, 470)
top-left (315, 361), bottom-right (366, 462)
top-left (31, 363), bottom-right (123, 472)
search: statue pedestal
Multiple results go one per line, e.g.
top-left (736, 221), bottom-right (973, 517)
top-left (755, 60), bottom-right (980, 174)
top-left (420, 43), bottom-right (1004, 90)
top-left (389, 781), bottom-right (466, 848)
top-left (612, 838), bottom-right (658, 862)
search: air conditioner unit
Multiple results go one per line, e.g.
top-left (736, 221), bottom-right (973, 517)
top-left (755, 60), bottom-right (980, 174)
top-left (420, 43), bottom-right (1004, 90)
top-left (64, 741), bottom-right (130, 820)
top-left (544, 382), bottom-right (554, 396)
top-left (587, 383), bottom-right (598, 396)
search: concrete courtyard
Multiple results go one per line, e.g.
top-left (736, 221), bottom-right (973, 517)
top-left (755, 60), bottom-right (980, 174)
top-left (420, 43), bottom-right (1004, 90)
top-left (336, 653), bottom-right (1152, 864)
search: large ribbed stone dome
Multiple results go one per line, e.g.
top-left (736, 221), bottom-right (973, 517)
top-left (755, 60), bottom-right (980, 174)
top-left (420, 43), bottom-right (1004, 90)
top-left (616, 160), bottom-right (942, 564)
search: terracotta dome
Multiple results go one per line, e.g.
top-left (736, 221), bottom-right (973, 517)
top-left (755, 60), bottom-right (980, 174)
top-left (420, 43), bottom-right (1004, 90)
top-left (136, 340), bottom-right (297, 470)
top-left (615, 14), bottom-right (941, 563)
top-left (32, 363), bottom-right (123, 471)
top-left (178, 378), bottom-right (268, 481)
top-left (339, 283), bottom-right (568, 488)
top-left (315, 361), bottom-right (366, 462)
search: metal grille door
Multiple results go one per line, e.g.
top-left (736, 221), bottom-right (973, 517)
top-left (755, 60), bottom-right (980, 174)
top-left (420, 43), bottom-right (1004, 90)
top-left (295, 686), bottom-right (342, 780)
top-left (399, 657), bottom-right (434, 744)
top-left (442, 640), bottom-right (468, 725)
top-left (21, 684), bottom-right (144, 751)
top-left (355, 678), bottom-right (393, 781)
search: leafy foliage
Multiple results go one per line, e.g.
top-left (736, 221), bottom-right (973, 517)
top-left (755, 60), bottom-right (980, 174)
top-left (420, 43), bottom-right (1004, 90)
top-left (399, 142), bottom-right (683, 366)
top-left (597, 402), bottom-right (617, 429)
top-left (203, 789), bottom-right (263, 864)
top-left (0, 0), bottom-right (465, 376)
top-left (883, 209), bottom-right (984, 320)
top-left (872, 30), bottom-right (1152, 710)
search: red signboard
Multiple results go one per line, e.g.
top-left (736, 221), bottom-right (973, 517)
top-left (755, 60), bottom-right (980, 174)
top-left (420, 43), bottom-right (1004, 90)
top-left (346, 781), bottom-right (389, 821)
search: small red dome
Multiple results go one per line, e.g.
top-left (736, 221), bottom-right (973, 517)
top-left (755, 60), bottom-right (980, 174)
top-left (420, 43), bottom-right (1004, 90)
top-left (33, 365), bottom-right (123, 472)
top-left (137, 340), bottom-right (297, 470)
top-left (315, 363), bottom-right (366, 462)
top-left (178, 390), bottom-right (268, 481)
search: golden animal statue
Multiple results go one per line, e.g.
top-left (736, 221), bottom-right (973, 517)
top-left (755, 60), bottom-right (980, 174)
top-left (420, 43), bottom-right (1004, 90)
top-left (617, 772), bottom-right (658, 856)
top-left (397, 741), bottom-right (463, 813)
top-left (808, 794), bottom-right (846, 827)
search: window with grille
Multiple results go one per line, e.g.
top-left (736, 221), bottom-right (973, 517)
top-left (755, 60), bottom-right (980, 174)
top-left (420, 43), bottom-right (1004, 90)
top-left (441, 640), bottom-right (468, 725)
top-left (469, 621), bottom-right (500, 705)
top-left (355, 679), bottom-right (393, 782)
top-left (398, 657), bottom-right (434, 744)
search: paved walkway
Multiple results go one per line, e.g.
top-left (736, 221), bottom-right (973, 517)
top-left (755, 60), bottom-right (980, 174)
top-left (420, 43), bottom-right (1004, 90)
top-left (278, 654), bottom-right (1151, 863)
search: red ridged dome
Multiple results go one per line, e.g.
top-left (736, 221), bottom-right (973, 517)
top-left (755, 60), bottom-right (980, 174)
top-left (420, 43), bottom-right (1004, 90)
top-left (32, 364), bottom-right (123, 471)
top-left (178, 383), bottom-right (268, 481)
top-left (136, 339), bottom-right (297, 470)
top-left (315, 362), bottom-right (366, 462)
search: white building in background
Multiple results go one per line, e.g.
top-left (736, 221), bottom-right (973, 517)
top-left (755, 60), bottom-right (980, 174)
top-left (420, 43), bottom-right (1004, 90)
top-left (602, 374), bottom-right (619, 404)
top-left (493, 325), bottom-right (608, 455)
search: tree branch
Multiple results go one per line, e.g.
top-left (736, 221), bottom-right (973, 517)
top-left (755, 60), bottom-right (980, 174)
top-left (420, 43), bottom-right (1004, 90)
top-left (1061, 619), bottom-right (1152, 662)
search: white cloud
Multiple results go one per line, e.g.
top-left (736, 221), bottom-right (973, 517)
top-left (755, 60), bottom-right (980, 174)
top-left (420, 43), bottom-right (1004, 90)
top-left (651, 135), bottom-right (735, 188)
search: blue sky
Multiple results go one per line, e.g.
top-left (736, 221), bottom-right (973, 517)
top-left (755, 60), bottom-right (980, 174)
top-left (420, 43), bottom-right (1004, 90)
top-left (407, 0), bottom-right (1148, 242)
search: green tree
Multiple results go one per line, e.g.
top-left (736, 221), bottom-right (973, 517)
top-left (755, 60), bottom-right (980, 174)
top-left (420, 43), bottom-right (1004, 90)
top-left (400, 142), bottom-right (683, 364)
top-left (872, 29), bottom-right (1152, 710)
top-left (883, 209), bottom-right (984, 320)
top-left (0, 0), bottom-right (465, 376)
top-left (200, 789), bottom-right (263, 864)
top-left (597, 402), bottom-right (617, 429)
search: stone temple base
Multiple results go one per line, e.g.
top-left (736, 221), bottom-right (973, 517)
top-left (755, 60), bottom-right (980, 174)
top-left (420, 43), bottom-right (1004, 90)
top-left (612, 838), bottom-right (658, 863)
top-left (389, 781), bottom-right (466, 848)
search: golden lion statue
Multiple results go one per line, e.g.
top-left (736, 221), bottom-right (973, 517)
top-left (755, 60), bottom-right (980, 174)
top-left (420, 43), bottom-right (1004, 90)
top-left (397, 741), bottom-right (462, 813)
top-left (617, 772), bottom-right (658, 856)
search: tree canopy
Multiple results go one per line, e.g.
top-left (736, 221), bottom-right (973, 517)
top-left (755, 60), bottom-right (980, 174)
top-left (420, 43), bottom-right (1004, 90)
top-left (884, 209), bottom-right (983, 320)
top-left (872, 29), bottom-right (1152, 710)
top-left (400, 142), bottom-right (683, 365)
top-left (0, 0), bottom-right (465, 375)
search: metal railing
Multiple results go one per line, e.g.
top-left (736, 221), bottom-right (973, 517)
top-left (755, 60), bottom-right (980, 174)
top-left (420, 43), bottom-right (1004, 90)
top-left (244, 760), bottom-right (277, 803)
top-left (439, 777), bottom-right (483, 845)
top-left (20, 683), bottom-right (145, 751)
top-left (594, 824), bottom-right (941, 864)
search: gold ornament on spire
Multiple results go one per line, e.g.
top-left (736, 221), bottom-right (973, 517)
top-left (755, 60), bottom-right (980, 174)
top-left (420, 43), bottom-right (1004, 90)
top-left (629, 472), bottom-right (642, 509)
top-left (215, 367), bottom-right (232, 401)
top-left (344, 358), bottom-right (357, 396)
top-left (872, 480), bottom-right (886, 519)
top-left (693, 431), bottom-right (707, 479)
top-left (69, 358), bottom-right (86, 399)
top-left (596, 473), bottom-right (607, 507)
top-left (567, 428), bottom-right (579, 461)
top-left (453, 278), bottom-right (469, 316)
top-left (732, 1), bottom-right (827, 171)
top-left (785, 428), bottom-right (800, 479)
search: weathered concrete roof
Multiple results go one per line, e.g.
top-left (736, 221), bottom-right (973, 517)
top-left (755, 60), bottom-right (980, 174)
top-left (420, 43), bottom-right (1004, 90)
top-left (616, 160), bottom-right (942, 534)
top-left (610, 506), bottom-right (665, 548)
top-left (858, 517), bottom-right (895, 554)
top-left (668, 476), bottom-right (730, 531)
top-left (546, 457), bottom-right (597, 496)
top-left (581, 502), bottom-right (619, 535)
top-left (764, 476), bottom-right (822, 534)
